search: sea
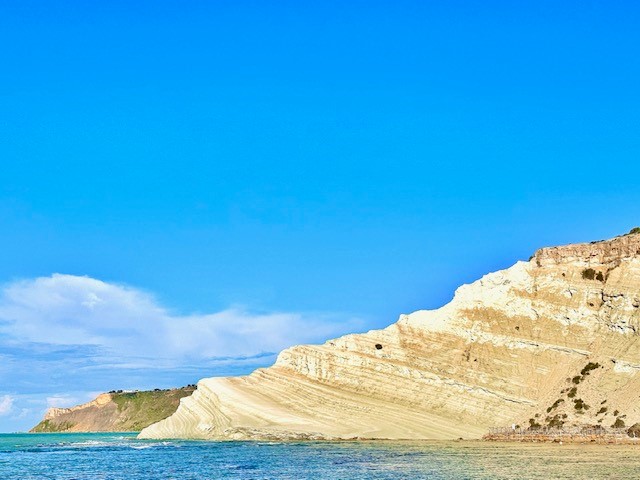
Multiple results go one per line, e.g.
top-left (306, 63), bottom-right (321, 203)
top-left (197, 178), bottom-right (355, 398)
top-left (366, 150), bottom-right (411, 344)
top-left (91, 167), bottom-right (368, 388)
top-left (1, 432), bottom-right (640, 479)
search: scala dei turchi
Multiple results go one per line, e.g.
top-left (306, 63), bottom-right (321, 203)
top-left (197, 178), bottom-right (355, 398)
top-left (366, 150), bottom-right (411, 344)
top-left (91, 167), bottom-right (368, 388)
top-left (139, 231), bottom-right (640, 440)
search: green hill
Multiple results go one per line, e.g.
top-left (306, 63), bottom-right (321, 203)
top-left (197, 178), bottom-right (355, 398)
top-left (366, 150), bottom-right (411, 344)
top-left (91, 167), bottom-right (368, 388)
top-left (31, 386), bottom-right (196, 433)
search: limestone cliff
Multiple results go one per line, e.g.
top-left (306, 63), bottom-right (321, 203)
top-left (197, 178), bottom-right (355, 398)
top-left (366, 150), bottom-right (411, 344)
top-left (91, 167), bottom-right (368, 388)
top-left (139, 231), bottom-right (640, 440)
top-left (31, 387), bottom-right (195, 432)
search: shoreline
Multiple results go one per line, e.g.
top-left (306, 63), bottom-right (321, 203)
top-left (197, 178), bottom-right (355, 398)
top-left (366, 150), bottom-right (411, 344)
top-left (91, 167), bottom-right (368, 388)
top-left (483, 433), bottom-right (640, 445)
top-left (11, 430), bottom-right (640, 446)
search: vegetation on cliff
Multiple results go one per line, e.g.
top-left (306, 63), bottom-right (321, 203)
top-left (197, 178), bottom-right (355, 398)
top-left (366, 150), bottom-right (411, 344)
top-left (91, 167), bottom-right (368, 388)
top-left (139, 232), bottom-right (640, 441)
top-left (31, 386), bottom-right (196, 433)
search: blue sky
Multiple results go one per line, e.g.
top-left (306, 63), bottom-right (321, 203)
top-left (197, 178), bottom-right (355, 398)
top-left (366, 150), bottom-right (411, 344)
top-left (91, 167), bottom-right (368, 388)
top-left (1, 0), bottom-right (640, 431)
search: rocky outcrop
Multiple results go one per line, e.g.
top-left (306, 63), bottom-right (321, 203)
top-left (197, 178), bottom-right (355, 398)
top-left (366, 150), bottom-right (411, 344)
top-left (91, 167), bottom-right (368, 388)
top-left (43, 393), bottom-right (113, 421)
top-left (534, 233), bottom-right (640, 267)
top-left (31, 387), bottom-right (195, 432)
top-left (139, 231), bottom-right (640, 440)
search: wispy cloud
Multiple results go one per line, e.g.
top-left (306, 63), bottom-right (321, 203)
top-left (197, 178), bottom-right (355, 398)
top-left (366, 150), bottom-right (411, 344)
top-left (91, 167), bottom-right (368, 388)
top-left (0, 274), bottom-right (365, 431)
top-left (0, 274), bottom-right (361, 362)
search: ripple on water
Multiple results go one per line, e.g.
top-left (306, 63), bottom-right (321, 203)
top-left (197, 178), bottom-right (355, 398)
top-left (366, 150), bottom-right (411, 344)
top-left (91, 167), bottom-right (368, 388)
top-left (1, 434), bottom-right (640, 479)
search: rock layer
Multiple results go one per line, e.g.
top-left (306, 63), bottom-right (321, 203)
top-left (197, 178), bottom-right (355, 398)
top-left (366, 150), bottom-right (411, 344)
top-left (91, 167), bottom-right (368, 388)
top-left (139, 233), bottom-right (640, 440)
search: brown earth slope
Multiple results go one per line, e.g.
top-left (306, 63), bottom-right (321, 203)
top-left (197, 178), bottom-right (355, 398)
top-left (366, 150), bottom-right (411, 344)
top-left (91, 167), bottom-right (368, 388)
top-left (31, 387), bottom-right (195, 432)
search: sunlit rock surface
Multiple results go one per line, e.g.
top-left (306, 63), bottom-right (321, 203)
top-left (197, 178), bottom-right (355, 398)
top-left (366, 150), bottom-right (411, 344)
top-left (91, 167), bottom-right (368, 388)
top-left (139, 233), bottom-right (640, 440)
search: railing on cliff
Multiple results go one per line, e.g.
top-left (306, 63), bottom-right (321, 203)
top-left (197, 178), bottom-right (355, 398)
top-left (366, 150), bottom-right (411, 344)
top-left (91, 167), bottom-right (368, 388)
top-left (485, 426), bottom-right (638, 440)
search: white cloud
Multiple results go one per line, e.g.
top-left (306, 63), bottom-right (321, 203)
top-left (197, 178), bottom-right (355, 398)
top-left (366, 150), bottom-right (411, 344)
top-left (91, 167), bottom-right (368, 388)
top-left (0, 274), bottom-right (363, 365)
top-left (0, 395), bottom-right (13, 415)
top-left (0, 274), bottom-right (366, 431)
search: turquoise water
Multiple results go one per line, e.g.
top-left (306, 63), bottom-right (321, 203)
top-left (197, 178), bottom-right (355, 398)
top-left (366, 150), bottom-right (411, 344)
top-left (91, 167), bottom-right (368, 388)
top-left (2, 433), bottom-right (640, 479)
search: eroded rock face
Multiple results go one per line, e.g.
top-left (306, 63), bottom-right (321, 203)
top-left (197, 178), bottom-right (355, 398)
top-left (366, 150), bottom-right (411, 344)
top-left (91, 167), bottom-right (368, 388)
top-left (139, 233), bottom-right (640, 440)
top-left (31, 388), bottom-right (195, 432)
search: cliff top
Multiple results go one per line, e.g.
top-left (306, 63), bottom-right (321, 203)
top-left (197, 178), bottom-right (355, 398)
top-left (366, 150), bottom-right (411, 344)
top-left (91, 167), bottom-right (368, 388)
top-left (533, 228), bottom-right (640, 267)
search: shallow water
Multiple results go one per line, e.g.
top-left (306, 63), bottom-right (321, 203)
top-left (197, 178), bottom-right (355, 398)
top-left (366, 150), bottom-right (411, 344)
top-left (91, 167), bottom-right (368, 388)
top-left (2, 433), bottom-right (640, 479)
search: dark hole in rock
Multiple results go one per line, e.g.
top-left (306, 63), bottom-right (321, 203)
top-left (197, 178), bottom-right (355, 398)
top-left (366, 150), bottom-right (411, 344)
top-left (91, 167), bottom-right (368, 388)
top-left (375, 344), bottom-right (383, 350)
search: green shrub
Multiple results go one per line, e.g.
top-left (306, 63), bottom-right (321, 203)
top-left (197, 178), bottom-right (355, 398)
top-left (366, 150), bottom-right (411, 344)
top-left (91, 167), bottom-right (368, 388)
top-left (629, 227), bottom-right (640, 235)
top-left (567, 387), bottom-right (578, 398)
top-left (581, 268), bottom-right (605, 282)
top-left (613, 418), bottom-right (626, 428)
top-left (574, 398), bottom-right (589, 410)
top-left (627, 423), bottom-right (640, 437)
top-left (580, 362), bottom-right (601, 376)
top-left (547, 415), bottom-right (564, 428)
top-left (546, 399), bottom-right (564, 413)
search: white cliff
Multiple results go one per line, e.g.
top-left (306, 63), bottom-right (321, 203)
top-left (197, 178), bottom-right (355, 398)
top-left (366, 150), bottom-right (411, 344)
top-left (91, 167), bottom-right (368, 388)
top-left (139, 232), bottom-right (640, 440)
